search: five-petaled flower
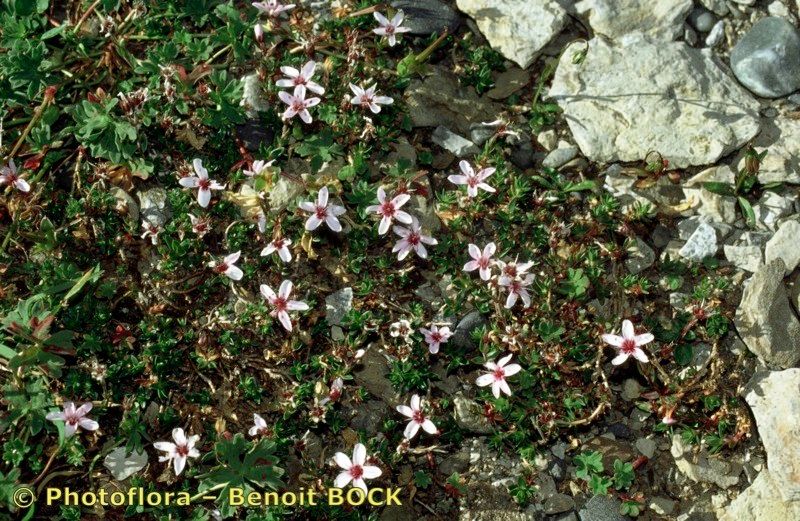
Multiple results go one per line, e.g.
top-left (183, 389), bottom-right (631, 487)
top-left (601, 319), bottom-right (653, 365)
top-left (210, 251), bottom-right (243, 281)
top-left (349, 84), bottom-right (394, 114)
top-left (476, 354), bottom-right (522, 398)
top-left (396, 394), bottom-right (437, 439)
top-left (0, 159), bottom-right (30, 192)
top-left (249, 414), bottom-right (269, 436)
top-left (464, 242), bottom-right (496, 281)
top-left (46, 402), bottom-right (99, 437)
top-left (260, 280), bottom-right (309, 332)
top-left (499, 273), bottom-right (534, 309)
top-left (277, 61), bottom-right (325, 95)
top-left (365, 187), bottom-right (412, 235)
top-left (334, 443), bottom-right (382, 492)
top-left (189, 214), bottom-right (211, 237)
top-left (252, 0), bottom-right (295, 17)
top-left (392, 218), bottom-right (437, 260)
top-left (372, 10), bottom-right (411, 47)
top-left (141, 221), bottom-right (161, 245)
top-left (448, 160), bottom-right (496, 198)
top-left (154, 428), bottom-right (200, 477)
top-left (299, 186), bottom-right (346, 232)
top-left (179, 159), bottom-right (224, 208)
top-left (419, 324), bottom-right (452, 354)
top-left (278, 85), bottom-right (320, 124)
top-left (244, 159), bottom-right (274, 177)
top-left (261, 237), bottom-right (292, 263)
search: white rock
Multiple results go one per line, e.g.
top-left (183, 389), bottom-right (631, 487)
top-left (431, 126), bottom-right (479, 157)
top-left (705, 20), bottom-right (725, 47)
top-left (724, 244), bottom-right (763, 272)
top-left (537, 130), bottom-right (558, 151)
top-left (679, 221), bottom-right (718, 261)
top-left (738, 117), bottom-right (800, 184)
top-left (765, 220), bottom-right (800, 275)
top-left (104, 447), bottom-right (148, 481)
top-left (455, 0), bottom-right (567, 68)
top-left (670, 434), bottom-right (742, 488)
top-left (625, 236), bottom-right (656, 274)
top-left (745, 370), bottom-right (800, 501)
top-left (753, 190), bottom-right (796, 230)
top-left (575, 0), bottom-right (693, 41)
top-left (548, 35), bottom-right (760, 168)
top-left (719, 470), bottom-right (800, 521)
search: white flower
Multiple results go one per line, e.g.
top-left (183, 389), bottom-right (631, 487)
top-left (277, 61), bottom-right (325, 95)
top-left (0, 160), bottom-right (30, 192)
top-left (260, 280), bottom-right (309, 332)
top-left (333, 443), bottom-right (382, 492)
top-left (254, 23), bottom-right (265, 42)
top-left (392, 218), bottom-right (437, 260)
top-left (248, 414), bottom-right (269, 436)
top-left (475, 354), bottom-right (522, 398)
top-left (349, 83), bottom-right (393, 114)
top-left (389, 319), bottom-right (412, 340)
top-left (448, 160), bottom-right (496, 198)
top-left (261, 237), bottom-right (292, 262)
top-left (499, 273), bottom-right (534, 309)
top-left (372, 10), bottom-right (411, 47)
top-left (365, 187), bottom-right (412, 235)
top-left (188, 214), bottom-right (211, 237)
top-left (179, 159), bottom-right (225, 208)
top-left (141, 221), bottom-right (161, 245)
top-left (464, 242), bottom-right (496, 281)
top-left (601, 319), bottom-right (653, 365)
top-left (153, 428), bottom-right (200, 476)
top-left (244, 159), bottom-right (274, 177)
top-left (299, 186), bottom-right (346, 232)
top-left (252, 0), bottom-right (295, 17)
top-left (497, 259), bottom-right (534, 281)
top-left (396, 394), bottom-right (437, 439)
top-left (210, 251), bottom-right (244, 281)
top-left (46, 402), bottom-right (99, 437)
top-left (278, 85), bottom-right (320, 124)
top-left (419, 324), bottom-right (452, 354)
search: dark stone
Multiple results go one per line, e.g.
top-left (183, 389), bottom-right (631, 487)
top-left (451, 311), bottom-right (487, 350)
top-left (606, 422), bottom-right (633, 440)
top-left (236, 117), bottom-right (275, 152)
top-left (390, 0), bottom-right (461, 36)
top-left (510, 140), bottom-right (537, 169)
top-left (549, 457), bottom-right (567, 482)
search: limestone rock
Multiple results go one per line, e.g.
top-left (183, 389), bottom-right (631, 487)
top-left (576, 0), bottom-right (693, 41)
top-left (739, 117), bottom-right (800, 185)
top-left (765, 220), bottom-right (800, 275)
top-left (730, 16), bottom-right (800, 98)
top-left (670, 434), bottom-right (742, 488)
top-left (719, 470), bottom-right (800, 521)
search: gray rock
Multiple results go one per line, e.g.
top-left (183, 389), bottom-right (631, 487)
top-left (452, 311), bottom-right (487, 349)
top-left (349, 399), bottom-right (389, 435)
top-left (576, 0), bottom-right (693, 41)
top-left (137, 187), bottom-right (171, 227)
top-left (390, 0), bottom-right (461, 36)
top-left (670, 434), bottom-right (742, 488)
top-left (240, 73), bottom-right (269, 117)
top-left (353, 348), bottom-right (397, 404)
top-left (578, 495), bottom-right (626, 521)
top-left (700, 0), bottom-right (729, 15)
top-left (679, 221), bottom-right (718, 261)
top-left (704, 20), bottom-right (725, 47)
top-left (719, 469), bottom-right (800, 520)
top-left (510, 140), bottom-right (537, 169)
top-left (738, 117), bottom-right (800, 185)
top-left (439, 449), bottom-right (471, 476)
top-left (765, 220), bottom-right (800, 275)
top-left (549, 35), bottom-right (760, 168)
top-left (621, 378), bottom-right (642, 401)
top-left (486, 68), bottom-right (530, 100)
top-left (724, 244), bottom-right (763, 272)
top-left (544, 494), bottom-right (575, 514)
top-left (688, 7), bottom-right (717, 32)
top-left (735, 259), bottom-right (800, 368)
top-left (744, 369), bottom-right (800, 501)
top-left (625, 236), bottom-right (656, 274)
top-left (432, 126), bottom-right (480, 157)
top-left (607, 422), bottom-right (633, 440)
top-left (455, 0), bottom-right (567, 68)
top-left (453, 392), bottom-right (493, 433)
top-left (635, 437), bottom-right (657, 459)
top-left (753, 190), bottom-right (797, 228)
top-left (649, 496), bottom-right (677, 516)
top-left (542, 146), bottom-right (579, 169)
top-left (730, 17), bottom-right (800, 98)
top-left (104, 448), bottom-right (148, 481)
top-left (112, 187), bottom-right (139, 223)
top-left (325, 287), bottom-right (353, 326)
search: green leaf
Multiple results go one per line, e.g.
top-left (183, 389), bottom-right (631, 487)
top-left (702, 182), bottom-right (735, 196)
top-left (61, 265), bottom-right (102, 305)
top-left (737, 196), bottom-right (756, 228)
top-left (674, 344), bottom-right (693, 366)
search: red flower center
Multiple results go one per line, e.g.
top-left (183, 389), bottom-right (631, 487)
top-left (621, 339), bottom-right (637, 354)
top-left (198, 178), bottom-right (211, 190)
top-left (385, 25), bottom-right (395, 35)
top-left (273, 239), bottom-right (284, 248)
top-left (380, 201), bottom-right (395, 216)
top-left (292, 99), bottom-right (305, 112)
top-left (350, 465), bottom-right (363, 479)
top-left (214, 263), bottom-right (228, 273)
top-left (431, 332), bottom-right (442, 343)
top-left (412, 410), bottom-right (425, 424)
top-left (176, 444), bottom-right (189, 457)
top-left (467, 176), bottom-right (479, 188)
top-left (294, 76), bottom-right (305, 85)
top-left (315, 206), bottom-right (327, 219)
top-left (493, 367), bottom-right (505, 380)
top-left (273, 296), bottom-right (287, 312)
top-left (407, 232), bottom-right (420, 246)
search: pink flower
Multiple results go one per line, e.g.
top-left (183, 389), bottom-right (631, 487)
top-left (372, 10), bottom-right (411, 47)
top-left (277, 61), bottom-right (324, 95)
top-left (179, 159), bottom-right (225, 208)
top-left (249, 414), bottom-right (269, 436)
top-left (601, 319), bottom-right (653, 366)
top-left (188, 214), bottom-right (211, 237)
top-left (154, 428), bottom-right (200, 476)
top-left (365, 187), bottom-right (412, 235)
top-left (46, 402), bottom-right (99, 437)
top-left (261, 237), bottom-right (292, 262)
top-left (475, 354), bottom-right (522, 398)
top-left (329, 377), bottom-right (344, 401)
top-left (210, 251), bottom-right (243, 281)
top-left (278, 85), bottom-right (320, 124)
top-left (260, 280), bottom-right (309, 332)
top-left (464, 242), bottom-right (496, 281)
top-left (254, 23), bottom-right (264, 42)
top-left (448, 160), bottom-right (496, 198)
top-left (141, 221), bottom-right (161, 245)
top-left (396, 394), bottom-right (437, 439)
top-left (299, 186), bottom-right (346, 232)
top-left (244, 159), bottom-right (274, 177)
top-left (349, 84), bottom-right (394, 114)
top-left (253, 0), bottom-right (295, 17)
top-left (419, 324), bottom-right (452, 354)
top-left (334, 443), bottom-right (382, 492)
top-left (0, 160), bottom-right (30, 192)
top-left (499, 273), bottom-right (533, 309)
top-left (662, 409), bottom-right (677, 425)
top-left (497, 259), bottom-right (533, 281)
top-left (392, 218), bottom-right (437, 260)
